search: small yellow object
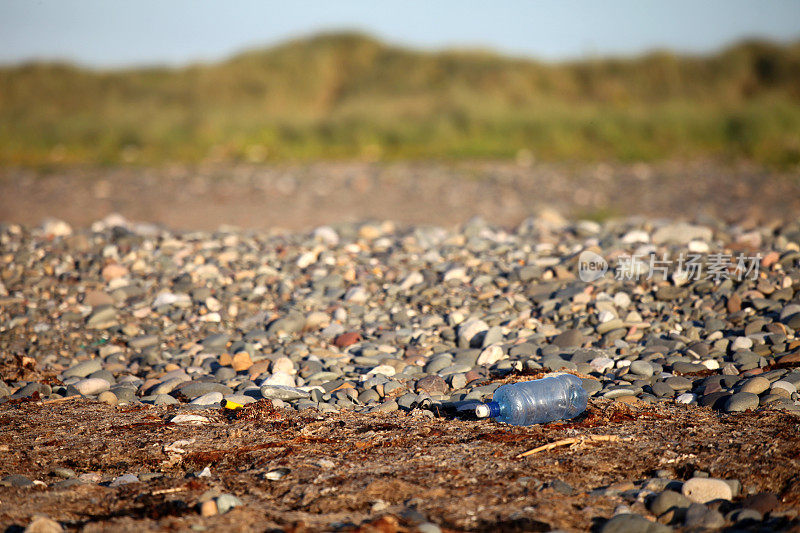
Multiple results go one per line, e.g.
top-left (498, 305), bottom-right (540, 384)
top-left (221, 399), bottom-right (243, 410)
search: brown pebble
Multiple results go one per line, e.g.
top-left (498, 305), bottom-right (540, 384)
top-left (248, 360), bottom-right (271, 378)
top-left (465, 370), bottom-right (483, 383)
top-left (333, 332), bottom-right (362, 348)
top-left (232, 352), bottom-right (252, 372)
top-left (740, 492), bottom-right (779, 514)
top-left (761, 251), bottom-right (780, 268)
top-left (726, 293), bottom-right (741, 313)
top-left (200, 499), bottom-right (218, 517)
top-left (613, 395), bottom-right (642, 405)
top-left (415, 375), bottom-right (448, 395)
top-left (218, 353), bottom-right (233, 366)
top-left (101, 263), bottom-right (129, 281)
top-left (778, 350), bottom-right (800, 365)
top-left (84, 290), bottom-right (114, 307)
top-left (329, 382), bottom-right (355, 393)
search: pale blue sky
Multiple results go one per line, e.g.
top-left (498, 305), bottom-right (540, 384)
top-left (2, 0), bottom-right (799, 68)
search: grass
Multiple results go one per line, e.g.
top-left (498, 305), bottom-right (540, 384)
top-left (1, 32), bottom-right (799, 167)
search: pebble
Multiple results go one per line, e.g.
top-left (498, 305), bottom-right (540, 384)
top-left (62, 359), bottom-right (103, 379)
top-left (771, 380), bottom-right (797, 394)
top-left (260, 385), bottom-right (309, 400)
top-left (3, 474), bottom-right (34, 487)
top-left (109, 473), bottom-right (139, 487)
top-left (271, 356), bottom-right (296, 375)
top-left (649, 490), bottom-right (691, 516)
top-left (629, 361), bottom-right (654, 377)
top-left (375, 400), bottom-right (398, 412)
top-left (73, 378), bottom-right (110, 396)
top-left (50, 479), bottom-right (83, 492)
top-left (2, 211), bottom-right (800, 524)
top-left (216, 494), bottom-right (243, 514)
top-left (552, 329), bottom-right (585, 348)
top-left (190, 392), bottom-right (224, 405)
top-left (740, 492), bottom-right (780, 514)
top-left (128, 335), bottom-right (159, 350)
top-left (154, 394), bottom-right (179, 405)
top-left (333, 332), bottom-right (362, 348)
top-left (177, 382), bottom-right (233, 399)
top-left (200, 499), bottom-right (218, 517)
top-left (740, 376), bottom-right (770, 394)
top-left (458, 319), bottom-right (488, 347)
top-left (725, 392), bottom-right (760, 412)
top-left (359, 389), bottom-right (380, 403)
top-left (684, 503), bottom-right (725, 528)
top-left (170, 414), bottom-right (209, 424)
top-left (681, 477), bottom-right (734, 503)
top-left (601, 513), bottom-right (671, 533)
top-left (652, 222), bottom-right (712, 244)
top-left (590, 357), bottom-right (615, 373)
top-left (476, 345), bottom-right (506, 366)
top-left (264, 468), bottom-right (290, 481)
top-left (731, 337), bottom-right (753, 351)
top-left (262, 371), bottom-right (296, 387)
top-left (98, 391), bottom-right (118, 405)
top-left (23, 516), bottom-right (63, 533)
top-left (675, 393), bottom-right (696, 404)
top-left (415, 375), bottom-right (448, 395)
top-left (51, 468), bottom-right (76, 479)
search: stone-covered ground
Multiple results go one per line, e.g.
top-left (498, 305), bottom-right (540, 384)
top-left (1, 162), bottom-right (800, 532)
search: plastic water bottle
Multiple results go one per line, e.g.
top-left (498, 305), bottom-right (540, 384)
top-left (475, 373), bottom-right (588, 426)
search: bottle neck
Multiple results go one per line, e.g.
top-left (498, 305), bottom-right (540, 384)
top-left (485, 401), bottom-right (501, 418)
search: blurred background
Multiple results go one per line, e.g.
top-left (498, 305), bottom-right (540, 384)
top-left (1, 0), bottom-right (799, 229)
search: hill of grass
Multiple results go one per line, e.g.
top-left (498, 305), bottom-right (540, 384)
top-left (1, 32), bottom-right (799, 166)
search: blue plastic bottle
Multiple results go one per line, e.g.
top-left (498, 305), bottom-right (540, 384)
top-left (475, 373), bottom-right (588, 426)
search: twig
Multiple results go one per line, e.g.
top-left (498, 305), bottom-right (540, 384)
top-left (152, 487), bottom-right (186, 495)
top-left (37, 395), bottom-right (82, 405)
top-left (516, 435), bottom-right (631, 458)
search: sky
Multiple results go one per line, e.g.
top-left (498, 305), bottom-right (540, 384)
top-left (1, 0), bottom-right (799, 68)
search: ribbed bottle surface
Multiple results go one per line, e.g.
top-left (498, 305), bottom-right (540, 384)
top-left (490, 374), bottom-right (588, 426)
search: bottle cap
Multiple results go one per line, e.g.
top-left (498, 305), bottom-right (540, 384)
top-left (475, 404), bottom-right (491, 418)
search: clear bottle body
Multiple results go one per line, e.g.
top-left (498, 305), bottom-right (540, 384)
top-left (483, 374), bottom-right (588, 426)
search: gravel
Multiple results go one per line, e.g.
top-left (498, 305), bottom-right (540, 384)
top-left (1, 209), bottom-right (800, 530)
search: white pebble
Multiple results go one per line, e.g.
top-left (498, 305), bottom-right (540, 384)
top-left (682, 477), bottom-right (733, 503)
top-left (590, 357), bottom-right (614, 373)
top-left (613, 292), bottom-right (631, 308)
top-left (688, 240), bottom-right (711, 253)
top-left (621, 230), bottom-right (650, 244)
top-left (771, 380), bottom-right (797, 394)
top-left (367, 364), bottom-right (396, 377)
top-left (477, 345), bottom-right (507, 366)
top-left (262, 371), bottom-right (295, 387)
top-left (597, 310), bottom-right (617, 323)
top-left (170, 414), bottom-right (209, 424)
top-left (676, 393), bottom-right (696, 404)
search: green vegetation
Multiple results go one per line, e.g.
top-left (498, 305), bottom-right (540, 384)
top-left (1, 32), bottom-right (799, 166)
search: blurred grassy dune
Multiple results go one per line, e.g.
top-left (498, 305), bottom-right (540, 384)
top-left (1, 32), bottom-right (799, 166)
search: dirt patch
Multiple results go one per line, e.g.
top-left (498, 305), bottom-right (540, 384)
top-left (2, 160), bottom-right (799, 231)
top-left (1, 399), bottom-right (798, 531)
